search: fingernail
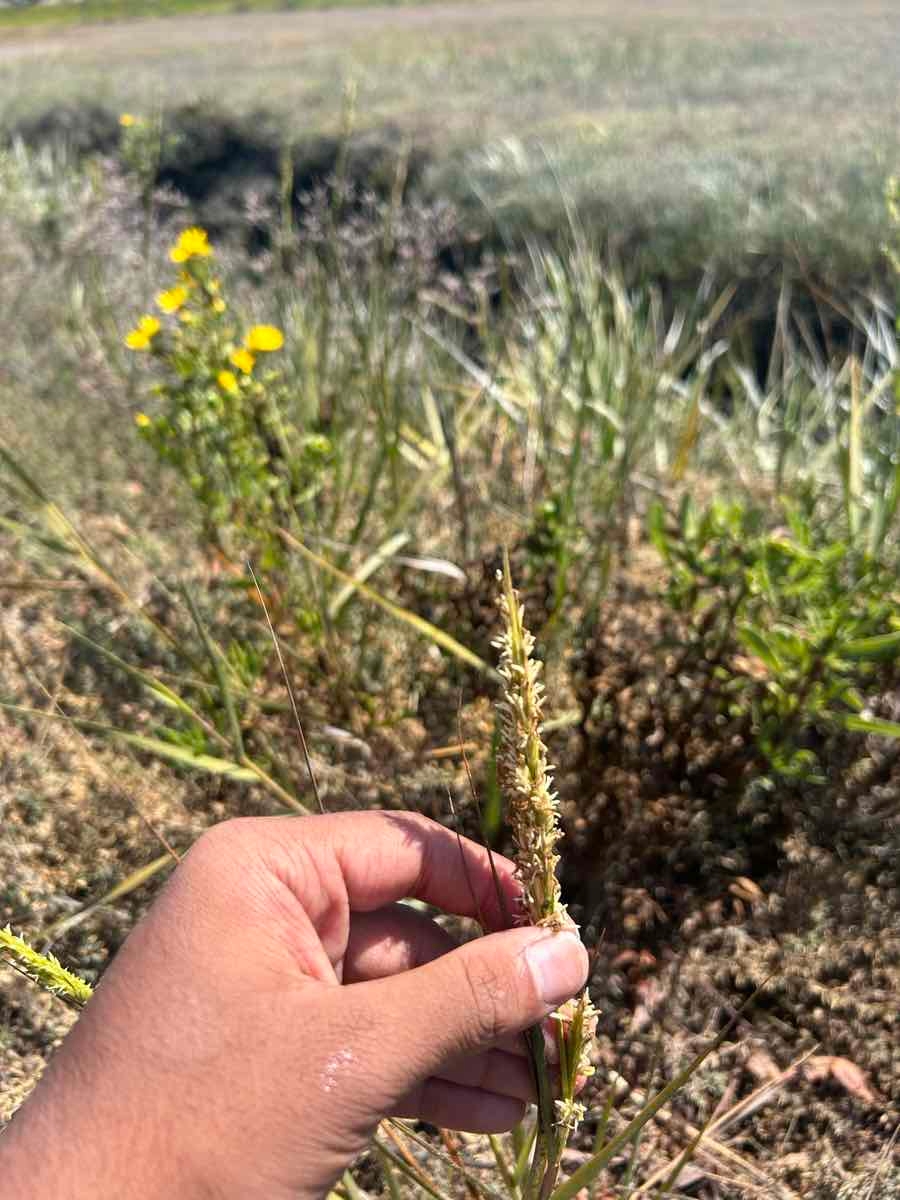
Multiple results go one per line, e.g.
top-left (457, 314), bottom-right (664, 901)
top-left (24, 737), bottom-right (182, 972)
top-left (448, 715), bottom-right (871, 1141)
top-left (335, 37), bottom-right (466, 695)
top-left (525, 932), bottom-right (589, 1009)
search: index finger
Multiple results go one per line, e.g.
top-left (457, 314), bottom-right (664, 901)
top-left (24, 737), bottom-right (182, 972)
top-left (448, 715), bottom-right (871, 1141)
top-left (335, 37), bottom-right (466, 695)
top-left (259, 810), bottom-right (522, 932)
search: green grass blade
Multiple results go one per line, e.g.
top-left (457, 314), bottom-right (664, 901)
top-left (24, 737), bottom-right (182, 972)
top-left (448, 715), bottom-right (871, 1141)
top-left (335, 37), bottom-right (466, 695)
top-left (60, 622), bottom-right (210, 727)
top-left (0, 702), bottom-right (257, 781)
top-left (181, 585), bottom-right (245, 759)
top-left (121, 733), bottom-right (260, 780)
top-left (489, 1134), bottom-right (520, 1199)
top-left (840, 631), bottom-right (900, 661)
top-left (844, 714), bottom-right (900, 739)
top-left (0, 443), bottom-right (178, 649)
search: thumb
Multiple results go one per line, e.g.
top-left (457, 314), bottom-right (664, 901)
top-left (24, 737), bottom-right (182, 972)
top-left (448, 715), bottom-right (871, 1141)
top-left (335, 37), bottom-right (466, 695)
top-left (356, 925), bottom-right (589, 1100)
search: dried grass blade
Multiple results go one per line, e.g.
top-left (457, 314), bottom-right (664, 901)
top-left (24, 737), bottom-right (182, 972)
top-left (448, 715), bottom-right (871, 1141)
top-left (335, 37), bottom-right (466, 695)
top-left (248, 562), bottom-right (324, 814)
top-left (45, 854), bottom-right (175, 941)
top-left (280, 528), bottom-right (491, 674)
top-left (549, 982), bottom-right (771, 1200)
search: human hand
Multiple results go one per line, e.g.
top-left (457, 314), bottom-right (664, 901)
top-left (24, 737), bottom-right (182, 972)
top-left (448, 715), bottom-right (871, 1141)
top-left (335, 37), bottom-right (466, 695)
top-left (2, 811), bottom-right (589, 1199)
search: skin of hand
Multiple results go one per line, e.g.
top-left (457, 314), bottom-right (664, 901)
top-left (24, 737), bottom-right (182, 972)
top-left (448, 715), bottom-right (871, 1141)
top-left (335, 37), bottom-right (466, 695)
top-left (1, 811), bottom-right (589, 1199)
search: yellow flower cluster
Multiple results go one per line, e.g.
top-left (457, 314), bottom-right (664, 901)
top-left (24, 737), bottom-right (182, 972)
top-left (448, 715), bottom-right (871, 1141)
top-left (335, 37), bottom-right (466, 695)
top-left (119, 113), bottom-right (139, 128)
top-left (216, 329), bottom-right (283, 394)
top-left (126, 227), bottom-right (285, 400)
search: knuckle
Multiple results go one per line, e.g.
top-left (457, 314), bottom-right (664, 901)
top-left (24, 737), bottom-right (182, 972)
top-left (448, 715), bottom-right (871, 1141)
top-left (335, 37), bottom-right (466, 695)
top-left (458, 952), bottom-right (515, 1047)
top-left (185, 817), bottom-right (256, 877)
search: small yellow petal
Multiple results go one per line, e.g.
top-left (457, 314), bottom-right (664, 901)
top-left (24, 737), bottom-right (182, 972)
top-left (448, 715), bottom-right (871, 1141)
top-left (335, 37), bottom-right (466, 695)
top-left (245, 324), bottom-right (284, 353)
top-left (134, 412), bottom-right (152, 428)
top-left (169, 227), bottom-right (213, 264)
top-left (156, 286), bottom-right (188, 314)
top-left (126, 315), bottom-right (160, 348)
top-left (119, 113), bottom-right (137, 128)
top-left (230, 348), bottom-right (256, 375)
top-left (217, 370), bottom-right (239, 395)
top-left (212, 297), bottom-right (226, 314)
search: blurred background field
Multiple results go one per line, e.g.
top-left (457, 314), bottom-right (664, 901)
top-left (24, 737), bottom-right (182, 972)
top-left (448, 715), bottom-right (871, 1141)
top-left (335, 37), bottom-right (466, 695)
top-left (1, 3), bottom-right (899, 1197)
top-left (2, 1), bottom-right (899, 284)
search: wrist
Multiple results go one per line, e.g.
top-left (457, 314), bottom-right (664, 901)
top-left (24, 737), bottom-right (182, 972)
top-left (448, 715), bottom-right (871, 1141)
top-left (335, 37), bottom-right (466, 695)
top-left (1, 1074), bottom-right (205, 1200)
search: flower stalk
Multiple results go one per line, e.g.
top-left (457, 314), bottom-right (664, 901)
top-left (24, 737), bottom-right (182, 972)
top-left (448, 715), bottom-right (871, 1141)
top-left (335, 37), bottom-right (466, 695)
top-left (494, 552), bottom-right (597, 1200)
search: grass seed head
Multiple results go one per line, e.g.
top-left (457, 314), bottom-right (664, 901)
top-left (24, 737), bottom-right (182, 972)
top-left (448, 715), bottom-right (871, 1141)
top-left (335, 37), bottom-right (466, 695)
top-left (494, 554), bottom-right (566, 929)
top-left (0, 926), bottom-right (93, 1010)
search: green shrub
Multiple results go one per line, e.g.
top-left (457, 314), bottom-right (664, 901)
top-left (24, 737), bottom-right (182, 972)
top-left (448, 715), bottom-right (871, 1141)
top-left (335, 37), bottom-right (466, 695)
top-left (649, 494), bottom-right (900, 780)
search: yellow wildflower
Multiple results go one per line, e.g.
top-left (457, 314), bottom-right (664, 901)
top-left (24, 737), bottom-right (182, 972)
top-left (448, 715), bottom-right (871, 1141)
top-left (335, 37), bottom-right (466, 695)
top-left (230, 348), bottom-right (256, 375)
top-left (134, 412), bottom-right (152, 428)
top-left (125, 315), bottom-right (161, 351)
top-left (217, 370), bottom-right (239, 395)
top-left (212, 297), bottom-right (227, 314)
top-left (170, 227), bottom-right (213, 264)
top-left (156, 286), bottom-right (189, 314)
top-left (119, 113), bottom-right (137, 128)
top-left (245, 324), bottom-right (284, 353)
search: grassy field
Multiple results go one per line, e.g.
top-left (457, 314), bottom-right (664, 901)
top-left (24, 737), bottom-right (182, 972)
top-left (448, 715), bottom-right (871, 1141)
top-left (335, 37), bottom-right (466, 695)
top-left (1, 3), bottom-right (899, 1196)
top-left (2, 1), bottom-right (899, 285)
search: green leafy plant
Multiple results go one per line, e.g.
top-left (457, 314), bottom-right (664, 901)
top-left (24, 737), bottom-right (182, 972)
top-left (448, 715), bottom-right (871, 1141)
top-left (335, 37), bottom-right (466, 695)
top-left (650, 494), bottom-right (900, 779)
